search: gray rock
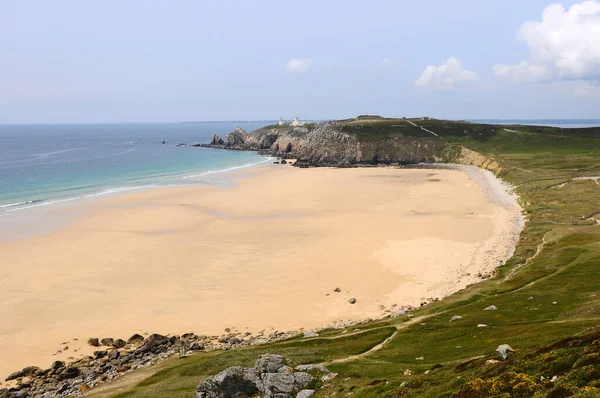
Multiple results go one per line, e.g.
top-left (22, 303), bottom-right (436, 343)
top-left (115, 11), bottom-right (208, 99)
top-left (127, 334), bottom-right (145, 345)
top-left (59, 367), bottom-right (80, 380)
top-left (254, 354), bottom-right (285, 374)
top-left (210, 134), bottom-right (225, 146)
top-left (51, 360), bottom-right (65, 369)
top-left (295, 364), bottom-right (329, 373)
top-left (137, 333), bottom-right (168, 353)
top-left (196, 355), bottom-right (314, 398)
top-left (484, 305), bottom-right (498, 311)
top-left (392, 309), bottom-right (406, 318)
top-left (113, 339), bottom-right (126, 348)
top-left (21, 366), bottom-right (42, 377)
top-left (100, 338), bottom-right (114, 346)
top-left (303, 331), bottom-right (318, 338)
top-left (297, 390), bottom-right (315, 398)
top-left (12, 390), bottom-right (29, 398)
top-left (348, 297), bottom-right (357, 304)
top-left (496, 344), bottom-right (515, 360)
top-left (87, 337), bottom-right (99, 347)
top-left (450, 315), bottom-right (462, 322)
top-left (261, 372), bottom-right (296, 395)
top-left (5, 370), bottom-right (24, 381)
top-left (293, 372), bottom-right (314, 389)
top-left (196, 366), bottom-right (258, 398)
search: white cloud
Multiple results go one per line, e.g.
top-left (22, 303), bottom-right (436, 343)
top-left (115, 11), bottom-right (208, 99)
top-left (493, 61), bottom-right (549, 83)
top-left (494, 1), bottom-right (600, 83)
top-left (380, 58), bottom-right (393, 66)
top-left (285, 58), bottom-right (312, 73)
top-left (415, 57), bottom-right (479, 90)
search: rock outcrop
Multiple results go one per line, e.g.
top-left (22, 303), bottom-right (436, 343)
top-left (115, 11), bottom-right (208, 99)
top-left (196, 354), bottom-right (317, 398)
top-left (202, 121), bottom-right (459, 167)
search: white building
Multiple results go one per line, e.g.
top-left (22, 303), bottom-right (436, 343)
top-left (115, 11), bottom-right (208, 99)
top-left (291, 116), bottom-right (304, 126)
top-left (278, 117), bottom-right (286, 126)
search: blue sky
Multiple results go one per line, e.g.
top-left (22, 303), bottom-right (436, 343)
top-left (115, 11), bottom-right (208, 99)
top-left (1, 0), bottom-right (599, 123)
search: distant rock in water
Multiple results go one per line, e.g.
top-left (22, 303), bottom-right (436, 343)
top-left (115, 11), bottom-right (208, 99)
top-left (210, 134), bottom-right (224, 146)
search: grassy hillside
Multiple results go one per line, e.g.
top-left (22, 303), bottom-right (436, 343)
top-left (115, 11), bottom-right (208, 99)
top-left (89, 120), bottom-right (600, 397)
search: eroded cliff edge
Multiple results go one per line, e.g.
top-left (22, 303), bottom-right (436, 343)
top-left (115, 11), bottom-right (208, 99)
top-left (201, 119), bottom-right (464, 167)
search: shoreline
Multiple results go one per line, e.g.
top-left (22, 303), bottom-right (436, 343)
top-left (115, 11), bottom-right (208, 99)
top-left (0, 164), bottom-right (523, 390)
top-left (0, 156), bottom-right (277, 243)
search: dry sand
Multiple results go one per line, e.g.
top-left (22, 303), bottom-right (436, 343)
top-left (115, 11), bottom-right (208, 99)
top-left (0, 166), bottom-right (523, 380)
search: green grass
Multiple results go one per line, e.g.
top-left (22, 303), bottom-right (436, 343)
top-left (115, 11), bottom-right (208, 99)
top-left (101, 328), bottom-right (394, 398)
top-left (92, 119), bottom-right (600, 397)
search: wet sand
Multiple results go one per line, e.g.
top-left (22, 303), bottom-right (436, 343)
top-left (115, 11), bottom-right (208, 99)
top-left (0, 166), bottom-right (523, 379)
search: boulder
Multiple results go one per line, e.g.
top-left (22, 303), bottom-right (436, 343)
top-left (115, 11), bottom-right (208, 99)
top-left (254, 354), bottom-right (285, 374)
top-left (496, 344), bottom-right (515, 360)
top-left (51, 361), bottom-right (65, 370)
top-left (281, 159), bottom-right (287, 164)
top-left (87, 338), bottom-right (99, 347)
top-left (196, 366), bottom-right (259, 398)
top-left (297, 390), bottom-right (315, 398)
top-left (100, 338), bottom-right (114, 346)
top-left (348, 298), bottom-right (357, 304)
top-left (137, 333), bottom-right (169, 353)
top-left (127, 334), bottom-right (145, 345)
top-left (5, 370), bottom-right (24, 381)
top-left (113, 339), bottom-right (126, 348)
top-left (21, 366), bottom-right (42, 377)
top-left (196, 354), bottom-right (315, 398)
top-left (484, 305), bottom-right (498, 311)
top-left (59, 367), bottom-right (80, 380)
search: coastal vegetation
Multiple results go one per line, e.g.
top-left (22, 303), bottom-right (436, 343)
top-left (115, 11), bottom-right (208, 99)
top-left (15, 118), bottom-right (600, 397)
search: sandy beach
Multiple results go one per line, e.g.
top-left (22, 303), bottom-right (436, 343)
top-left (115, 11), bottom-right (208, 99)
top-left (0, 165), bottom-right (523, 380)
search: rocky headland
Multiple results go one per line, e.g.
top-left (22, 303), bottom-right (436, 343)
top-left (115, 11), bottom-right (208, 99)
top-left (200, 121), bottom-right (457, 167)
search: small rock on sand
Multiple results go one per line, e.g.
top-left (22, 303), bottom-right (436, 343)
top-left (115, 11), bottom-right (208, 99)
top-left (87, 338), bottom-right (99, 347)
top-left (348, 298), bottom-right (357, 304)
top-left (334, 287), bottom-right (341, 293)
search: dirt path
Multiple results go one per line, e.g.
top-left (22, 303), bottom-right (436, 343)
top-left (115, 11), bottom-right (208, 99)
top-left (406, 120), bottom-right (439, 137)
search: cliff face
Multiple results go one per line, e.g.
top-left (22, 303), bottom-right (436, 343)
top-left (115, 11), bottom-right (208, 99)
top-left (203, 121), bottom-right (459, 166)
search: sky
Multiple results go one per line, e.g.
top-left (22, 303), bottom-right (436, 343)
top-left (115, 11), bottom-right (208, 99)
top-left (1, 0), bottom-right (599, 123)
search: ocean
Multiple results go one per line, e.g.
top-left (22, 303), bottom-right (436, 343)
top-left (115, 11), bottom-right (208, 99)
top-left (2, 119), bottom-right (598, 215)
top-left (0, 122), bottom-right (274, 214)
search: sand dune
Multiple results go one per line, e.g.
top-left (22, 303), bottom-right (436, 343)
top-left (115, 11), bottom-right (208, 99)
top-left (0, 166), bottom-right (522, 379)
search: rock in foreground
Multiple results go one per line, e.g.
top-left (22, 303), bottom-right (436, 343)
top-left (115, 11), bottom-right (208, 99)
top-left (196, 354), bottom-right (316, 398)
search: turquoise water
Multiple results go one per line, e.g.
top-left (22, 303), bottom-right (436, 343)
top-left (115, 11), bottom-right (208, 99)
top-left (0, 122), bottom-right (273, 213)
